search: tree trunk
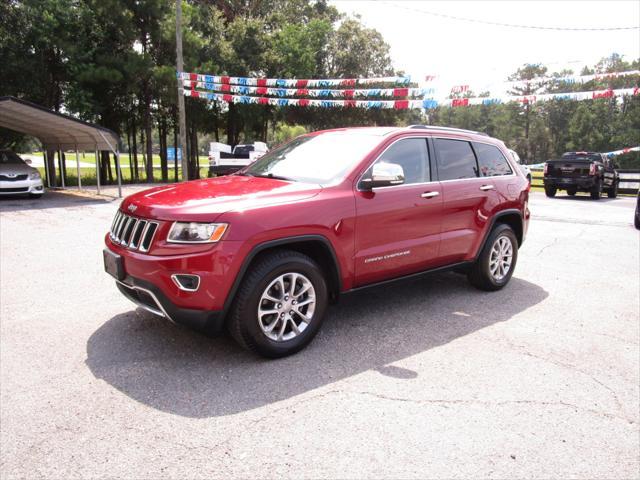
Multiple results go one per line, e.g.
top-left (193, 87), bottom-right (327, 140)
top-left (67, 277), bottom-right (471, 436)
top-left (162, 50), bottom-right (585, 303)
top-left (132, 118), bottom-right (139, 182)
top-left (173, 113), bottom-right (179, 182)
top-left (46, 148), bottom-right (57, 187)
top-left (143, 89), bottom-right (153, 183)
top-left (159, 118), bottom-right (168, 182)
top-left (126, 120), bottom-right (134, 180)
top-left (226, 103), bottom-right (236, 146)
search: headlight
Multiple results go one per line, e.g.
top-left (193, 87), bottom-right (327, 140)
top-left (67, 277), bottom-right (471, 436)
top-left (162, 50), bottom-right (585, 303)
top-left (30, 171), bottom-right (41, 180)
top-left (167, 222), bottom-right (228, 243)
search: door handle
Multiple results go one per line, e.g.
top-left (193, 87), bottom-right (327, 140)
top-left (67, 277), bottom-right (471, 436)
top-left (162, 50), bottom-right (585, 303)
top-left (479, 184), bottom-right (495, 191)
top-left (421, 191), bottom-right (440, 198)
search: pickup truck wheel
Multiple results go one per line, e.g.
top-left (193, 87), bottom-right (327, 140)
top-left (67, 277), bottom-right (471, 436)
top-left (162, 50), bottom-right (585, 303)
top-left (567, 187), bottom-right (577, 196)
top-left (544, 185), bottom-right (556, 197)
top-left (467, 224), bottom-right (518, 292)
top-left (607, 182), bottom-right (618, 198)
top-left (590, 180), bottom-right (602, 200)
top-left (227, 250), bottom-right (328, 358)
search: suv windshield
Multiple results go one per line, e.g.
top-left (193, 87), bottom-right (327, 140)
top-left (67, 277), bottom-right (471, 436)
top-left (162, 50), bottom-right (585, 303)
top-left (242, 132), bottom-right (382, 184)
top-left (0, 150), bottom-right (27, 165)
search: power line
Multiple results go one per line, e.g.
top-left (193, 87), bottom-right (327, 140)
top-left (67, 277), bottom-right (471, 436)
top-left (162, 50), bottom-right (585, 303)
top-left (380, 2), bottom-right (640, 32)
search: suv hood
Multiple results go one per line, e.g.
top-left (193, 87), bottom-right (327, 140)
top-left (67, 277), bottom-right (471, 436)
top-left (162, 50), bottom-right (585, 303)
top-left (121, 175), bottom-right (322, 221)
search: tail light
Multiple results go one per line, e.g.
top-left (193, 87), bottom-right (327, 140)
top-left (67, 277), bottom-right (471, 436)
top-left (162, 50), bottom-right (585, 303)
top-left (589, 163), bottom-right (597, 175)
top-left (543, 162), bottom-right (549, 175)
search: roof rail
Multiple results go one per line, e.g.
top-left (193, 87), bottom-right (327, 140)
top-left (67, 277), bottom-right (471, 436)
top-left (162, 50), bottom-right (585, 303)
top-left (407, 125), bottom-right (489, 137)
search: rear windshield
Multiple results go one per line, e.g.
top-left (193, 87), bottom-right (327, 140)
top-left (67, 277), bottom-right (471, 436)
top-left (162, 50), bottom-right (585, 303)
top-left (234, 146), bottom-right (255, 155)
top-left (0, 151), bottom-right (27, 165)
top-left (561, 153), bottom-right (601, 162)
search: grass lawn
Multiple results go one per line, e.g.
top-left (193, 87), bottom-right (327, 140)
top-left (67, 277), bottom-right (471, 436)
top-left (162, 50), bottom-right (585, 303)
top-left (28, 151), bottom-right (209, 168)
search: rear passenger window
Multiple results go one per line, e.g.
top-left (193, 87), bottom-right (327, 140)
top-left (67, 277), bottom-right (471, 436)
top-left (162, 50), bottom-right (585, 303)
top-left (366, 138), bottom-right (430, 185)
top-left (434, 139), bottom-right (478, 180)
top-left (474, 143), bottom-right (513, 177)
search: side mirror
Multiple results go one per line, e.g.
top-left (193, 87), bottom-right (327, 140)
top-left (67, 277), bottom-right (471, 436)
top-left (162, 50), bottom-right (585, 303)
top-left (360, 162), bottom-right (405, 190)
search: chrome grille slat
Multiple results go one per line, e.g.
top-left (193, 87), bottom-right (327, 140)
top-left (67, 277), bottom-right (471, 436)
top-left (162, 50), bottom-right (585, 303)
top-left (139, 222), bottom-right (158, 253)
top-left (122, 218), bottom-right (138, 246)
top-left (109, 211), bottom-right (158, 253)
top-left (129, 220), bottom-right (147, 249)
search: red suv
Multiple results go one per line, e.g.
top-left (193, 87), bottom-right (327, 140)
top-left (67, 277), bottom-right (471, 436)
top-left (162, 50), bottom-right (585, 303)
top-left (104, 126), bottom-right (530, 357)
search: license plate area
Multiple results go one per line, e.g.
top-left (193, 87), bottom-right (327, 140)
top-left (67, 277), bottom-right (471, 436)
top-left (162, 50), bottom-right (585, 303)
top-left (103, 249), bottom-right (125, 281)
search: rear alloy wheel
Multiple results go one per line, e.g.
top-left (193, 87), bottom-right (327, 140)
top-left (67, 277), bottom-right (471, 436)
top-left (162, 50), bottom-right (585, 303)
top-left (545, 185), bottom-right (557, 197)
top-left (227, 249), bottom-right (328, 358)
top-left (607, 182), bottom-right (618, 199)
top-left (468, 224), bottom-right (518, 291)
top-left (590, 180), bottom-right (602, 200)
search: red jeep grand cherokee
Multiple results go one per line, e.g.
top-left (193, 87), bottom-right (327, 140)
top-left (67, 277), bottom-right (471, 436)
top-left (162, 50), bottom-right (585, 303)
top-left (104, 125), bottom-right (530, 357)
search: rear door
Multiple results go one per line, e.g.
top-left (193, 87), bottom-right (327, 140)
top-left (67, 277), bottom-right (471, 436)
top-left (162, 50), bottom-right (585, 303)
top-left (434, 137), bottom-right (498, 263)
top-left (354, 137), bottom-right (444, 286)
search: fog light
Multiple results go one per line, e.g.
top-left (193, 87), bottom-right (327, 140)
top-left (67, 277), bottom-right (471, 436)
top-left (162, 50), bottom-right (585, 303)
top-left (171, 274), bottom-right (200, 292)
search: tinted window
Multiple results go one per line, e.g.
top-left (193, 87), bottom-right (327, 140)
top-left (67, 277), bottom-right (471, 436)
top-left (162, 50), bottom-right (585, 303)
top-left (365, 138), bottom-right (430, 185)
top-left (474, 143), bottom-right (513, 177)
top-left (434, 139), bottom-right (478, 180)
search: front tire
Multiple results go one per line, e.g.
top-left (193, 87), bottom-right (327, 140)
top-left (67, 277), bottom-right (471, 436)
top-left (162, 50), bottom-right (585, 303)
top-left (227, 249), bottom-right (328, 358)
top-left (544, 185), bottom-right (557, 197)
top-left (590, 180), bottom-right (602, 200)
top-left (468, 224), bottom-right (518, 291)
top-left (567, 187), bottom-right (577, 196)
top-left (607, 182), bottom-right (618, 198)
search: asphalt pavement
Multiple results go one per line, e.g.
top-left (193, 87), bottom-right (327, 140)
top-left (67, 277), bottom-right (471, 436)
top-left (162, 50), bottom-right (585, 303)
top-left (1, 188), bottom-right (638, 479)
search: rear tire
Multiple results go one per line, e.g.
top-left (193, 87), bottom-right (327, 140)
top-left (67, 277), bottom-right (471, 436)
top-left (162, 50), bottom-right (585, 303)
top-left (227, 249), bottom-right (328, 358)
top-left (544, 185), bottom-right (557, 197)
top-left (607, 182), bottom-right (618, 198)
top-left (590, 180), bottom-right (602, 200)
top-left (468, 224), bottom-right (518, 292)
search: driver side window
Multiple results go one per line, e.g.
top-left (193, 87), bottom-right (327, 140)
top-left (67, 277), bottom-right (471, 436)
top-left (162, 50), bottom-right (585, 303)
top-left (364, 138), bottom-right (430, 185)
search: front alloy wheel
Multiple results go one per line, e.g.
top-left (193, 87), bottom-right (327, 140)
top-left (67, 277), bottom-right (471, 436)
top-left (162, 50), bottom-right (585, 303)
top-left (258, 272), bottom-right (316, 342)
top-left (227, 249), bottom-right (328, 358)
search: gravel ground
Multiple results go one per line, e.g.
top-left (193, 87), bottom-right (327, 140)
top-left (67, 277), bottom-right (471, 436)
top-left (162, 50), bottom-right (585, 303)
top-left (1, 188), bottom-right (638, 479)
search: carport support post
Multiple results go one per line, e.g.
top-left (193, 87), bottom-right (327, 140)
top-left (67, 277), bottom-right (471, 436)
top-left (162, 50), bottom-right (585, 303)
top-left (43, 150), bottom-right (51, 188)
top-left (115, 150), bottom-right (122, 198)
top-left (58, 149), bottom-right (65, 189)
top-left (75, 147), bottom-right (81, 190)
top-left (95, 148), bottom-right (101, 195)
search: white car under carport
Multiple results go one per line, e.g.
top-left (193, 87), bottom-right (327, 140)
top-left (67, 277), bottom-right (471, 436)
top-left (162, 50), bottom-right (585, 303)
top-left (0, 150), bottom-right (43, 197)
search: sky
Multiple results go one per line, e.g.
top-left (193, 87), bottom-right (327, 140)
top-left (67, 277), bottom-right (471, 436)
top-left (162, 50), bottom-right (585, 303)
top-left (330, 0), bottom-right (640, 95)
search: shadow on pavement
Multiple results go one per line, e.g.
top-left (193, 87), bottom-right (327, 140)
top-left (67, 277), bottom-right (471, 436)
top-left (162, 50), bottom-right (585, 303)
top-left (0, 190), bottom-right (114, 212)
top-left (86, 273), bottom-right (548, 418)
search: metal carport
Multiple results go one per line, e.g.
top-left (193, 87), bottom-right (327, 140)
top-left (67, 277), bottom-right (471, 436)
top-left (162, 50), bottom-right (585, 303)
top-left (0, 96), bottom-right (123, 197)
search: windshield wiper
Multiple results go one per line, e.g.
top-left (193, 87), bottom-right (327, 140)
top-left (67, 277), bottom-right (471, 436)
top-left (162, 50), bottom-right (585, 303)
top-left (253, 173), bottom-right (296, 182)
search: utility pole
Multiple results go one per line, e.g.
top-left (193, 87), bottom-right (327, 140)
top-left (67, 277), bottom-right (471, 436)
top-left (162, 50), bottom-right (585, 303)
top-left (175, 0), bottom-right (189, 181)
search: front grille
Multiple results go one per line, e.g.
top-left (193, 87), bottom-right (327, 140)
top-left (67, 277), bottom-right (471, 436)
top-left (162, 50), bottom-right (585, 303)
top-left (0, 174), bottom-right (28, 181)
top-left (109, 210), bottom-right (159, 252)
top-left (0, 187), bottom-right (29, 193)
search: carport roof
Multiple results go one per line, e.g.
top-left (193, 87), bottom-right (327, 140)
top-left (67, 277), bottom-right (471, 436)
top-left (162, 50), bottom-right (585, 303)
top-left (0, 96), bottom-right (119, 152)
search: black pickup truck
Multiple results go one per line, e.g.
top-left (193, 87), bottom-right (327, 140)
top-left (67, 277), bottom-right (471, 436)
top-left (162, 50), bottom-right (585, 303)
top-left (543, 152), bottom-right (619, 199)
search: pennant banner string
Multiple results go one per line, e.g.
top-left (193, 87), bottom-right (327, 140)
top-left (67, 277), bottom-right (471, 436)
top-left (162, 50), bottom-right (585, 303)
top-left (184, 87), bottom-right (638, 110)
top-left (178, 71), bottom-right (412, 87)
top-left (182, 80), bottom-right (430, 98)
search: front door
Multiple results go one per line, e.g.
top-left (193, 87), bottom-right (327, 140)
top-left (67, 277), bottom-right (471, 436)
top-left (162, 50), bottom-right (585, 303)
top-left (354, 137), bottom-right (443, 287)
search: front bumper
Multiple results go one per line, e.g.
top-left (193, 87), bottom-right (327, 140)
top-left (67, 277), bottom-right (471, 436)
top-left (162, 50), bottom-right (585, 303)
top-left (0, 177), bottom-right (44, 195)
top-left (104, 234), bottom-right (245, 333)
top-left (115, 275), bottom-right (224, 333)
top-left (543, 176), bottom-right (597, 190)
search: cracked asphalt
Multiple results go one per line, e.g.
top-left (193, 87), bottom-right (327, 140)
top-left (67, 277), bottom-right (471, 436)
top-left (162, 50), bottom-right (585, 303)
top-left (1, 188), bottom-right (638, 479)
